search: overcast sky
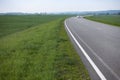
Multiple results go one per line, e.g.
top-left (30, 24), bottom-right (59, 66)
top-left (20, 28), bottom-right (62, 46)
top-left (0, 0), bottom-right (120, 13)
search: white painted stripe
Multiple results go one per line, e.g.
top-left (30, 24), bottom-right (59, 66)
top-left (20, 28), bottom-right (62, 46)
top-left (74, 31), bottom-right (120, 80)
top-left (64, 20), bottom-right (107, 80)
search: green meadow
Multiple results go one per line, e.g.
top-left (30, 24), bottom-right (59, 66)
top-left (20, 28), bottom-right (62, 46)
top-left (85, 15), bottom-right (120, 26)
top-left (0, 15), bottom-right (66, 37)
top-left (0, 15), bottom-right (90, 80)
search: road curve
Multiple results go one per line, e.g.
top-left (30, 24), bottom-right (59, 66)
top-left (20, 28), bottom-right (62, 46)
top-left (64, 17), bottom-right (120, 80)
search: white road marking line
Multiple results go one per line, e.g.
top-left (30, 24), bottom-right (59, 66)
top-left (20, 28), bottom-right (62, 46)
top-left (65, 20), bottom-right (107, 80)
top-left (74, 31), bottom-right (120, 80)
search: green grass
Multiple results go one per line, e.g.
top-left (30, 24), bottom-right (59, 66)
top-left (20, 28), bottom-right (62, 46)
top-left (0, 15), bottom-right (90, 80)
top-left (54, 20), bottom-right (90, 80)
top-left (85, 15), bottom-right (120, 26)
top-left (0, 15), bottom-right (66, 37)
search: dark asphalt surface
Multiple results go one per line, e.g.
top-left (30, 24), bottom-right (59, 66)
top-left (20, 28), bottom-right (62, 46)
top-left (65, 17), bottom-right (120, 80)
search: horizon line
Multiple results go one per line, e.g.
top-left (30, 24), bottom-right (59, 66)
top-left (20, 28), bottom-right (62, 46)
top-left (0, 9), bottom-right (120, 14)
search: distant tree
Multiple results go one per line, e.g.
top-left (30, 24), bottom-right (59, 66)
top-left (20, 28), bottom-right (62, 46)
top-left (106, 13), bottom-right (109, 15)
top-left (118, 12), bottom-right (120, 15)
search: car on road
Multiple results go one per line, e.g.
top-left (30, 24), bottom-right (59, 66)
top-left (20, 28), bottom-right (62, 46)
top-left (76, 16), bottom-right (82, 18)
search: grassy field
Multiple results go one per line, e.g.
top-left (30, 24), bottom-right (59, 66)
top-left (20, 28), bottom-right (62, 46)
top-left (0, 15), bottom-right (90, 80)
top-left (85, 15), bottom-right (120, 26)
top-left (0, 15), bottom-right (66, 37)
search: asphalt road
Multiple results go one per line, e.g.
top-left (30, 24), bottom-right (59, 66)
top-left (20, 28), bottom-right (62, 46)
top-left (64, 17), bottom-right (120, 80)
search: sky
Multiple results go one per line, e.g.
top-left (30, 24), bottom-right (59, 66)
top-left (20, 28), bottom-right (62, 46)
top-left (0, 0), bottom-right (120, 13)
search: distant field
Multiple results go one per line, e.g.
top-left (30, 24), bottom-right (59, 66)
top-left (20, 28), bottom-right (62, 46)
top-left (85, 15), bottom-right (120, 26)
top-left (0, 15), bottom-right (90, 80)
top-left (0, 15), bottom-right (66, 37)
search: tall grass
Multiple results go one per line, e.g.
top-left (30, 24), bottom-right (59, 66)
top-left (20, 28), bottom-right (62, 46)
top-left (0, 15), bottom-right (90, 80)
top-left (0, 18), bottom-right (61, 80)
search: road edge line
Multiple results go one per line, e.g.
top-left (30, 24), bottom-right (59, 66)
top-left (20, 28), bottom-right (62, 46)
top-left (64, 20), bottom-right (107, 80)
top-left (74, 31), bottom-right (120, 80)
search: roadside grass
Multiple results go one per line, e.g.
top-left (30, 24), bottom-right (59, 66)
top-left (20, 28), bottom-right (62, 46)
top-left (55, 20), bottom-right (90, 80)
top-left (0, 15), bottom-right (66, 37)
top-left (0, 15), bottom-right (90, 80)
top-left (85, 15), bottom-right (120, 26)
top-left (0, 19), bottom-right (61, 80)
